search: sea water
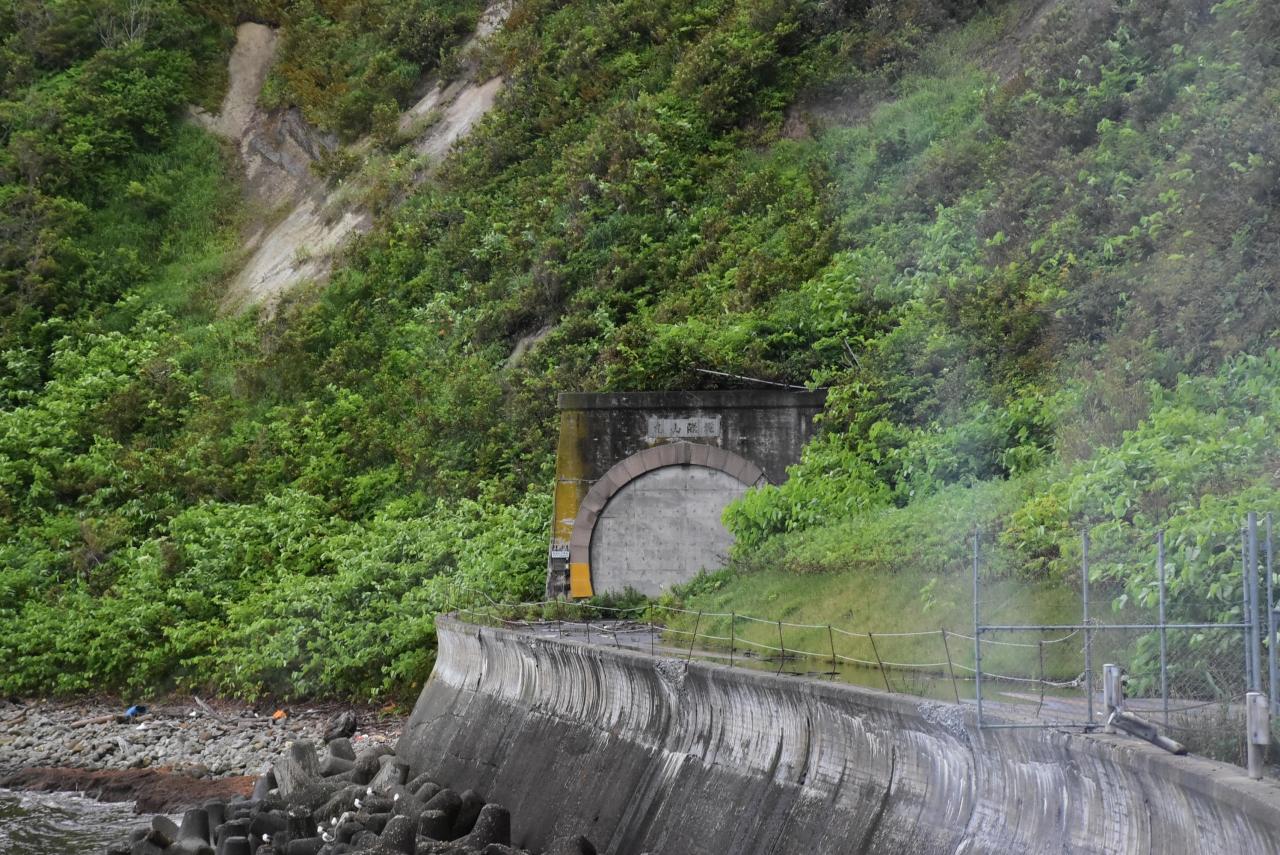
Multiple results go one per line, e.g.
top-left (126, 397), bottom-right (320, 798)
top-left (0, 787), bottom-right (140, 854)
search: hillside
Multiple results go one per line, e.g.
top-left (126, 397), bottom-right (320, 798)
top-left (1, 0), bottom-right (1278, 701)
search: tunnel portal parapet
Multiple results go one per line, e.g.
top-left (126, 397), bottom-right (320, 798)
top-left (547, 389), bottom-right (825, 599)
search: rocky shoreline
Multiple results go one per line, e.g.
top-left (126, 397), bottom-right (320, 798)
top-left (0, 698), bottom-right (600, 854)
top-left (0, 698), bottom-right (403, 813)
top-left (1, 766), bottom-right (256, 814)
top-left (106, 736), bottom-right (599, 855)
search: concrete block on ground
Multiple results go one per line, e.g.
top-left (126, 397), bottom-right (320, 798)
top-left (327, 737), bottom-right (357, 762)
top-left (275, 742), bottom-right (319, 797)
top-left (463, 803), bottom-right (510, 848)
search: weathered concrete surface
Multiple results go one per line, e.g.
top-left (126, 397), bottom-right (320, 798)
top-left (398, 616), bottom-right (1280, 854)
top-left (555, 390), bottom-right (826, 487)
top-left (589, 465), bottom-right (748, 596)
top-left (548, 390), bottom-right (825, 597)
top-left (190, 6), bottom-right (510, 311)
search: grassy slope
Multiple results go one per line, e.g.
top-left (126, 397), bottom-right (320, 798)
top-left (663, 8), bottom-right (1073, 646)
top-left (672, 0), bottom-right (1280, 667)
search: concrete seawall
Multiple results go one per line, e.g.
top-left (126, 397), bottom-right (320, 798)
top-left (396, 616), bottom-right (1280, 854)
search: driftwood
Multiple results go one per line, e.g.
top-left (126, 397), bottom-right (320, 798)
top-left (193, 695), bottom-right (228, 723)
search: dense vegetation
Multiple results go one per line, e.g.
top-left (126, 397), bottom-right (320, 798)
top-left (1, 0), bottom-right (1277, 700)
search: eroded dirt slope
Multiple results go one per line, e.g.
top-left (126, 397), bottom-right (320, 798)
top-left (194, 5), bottom-right (511, 312)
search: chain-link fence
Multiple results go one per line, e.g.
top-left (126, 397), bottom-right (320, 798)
top-left (974, 514), bottom-right (1275, 775)
top-left (458, 599), bottom-right (989, 699)
top-left (454, 513), bottom-right (1278, 776)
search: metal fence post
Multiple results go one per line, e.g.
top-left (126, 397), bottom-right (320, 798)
top-left (687, 611), bottom-right (702, 662)
top-left (973, 528), bottom-right (984, 727)
top-left (827, 624), bottom-right (836, 675)
top-left (1268, 513), bottom-right (1277, 716)
top-left (1158, 530), bottom-right (1169, 726)
top-left (1245, 527), bottom-right (1253, 690)
top-left (1036, 639), bottom-right (1046, 717)
top-left (729, 613), bottom-right (736, 668)
top-left (776, 620), bottom-right (787, 674)
top-left (1084, 528), bottom-right (1094, 727)
top-left (1247, 692), bottom-right (1269, 780)
top-left (1250, 512), bottom-right (1263, 694)
top-left (941, 629), bottom-right (961, 705)
top-left (868, 632), bottom-right (891, 693)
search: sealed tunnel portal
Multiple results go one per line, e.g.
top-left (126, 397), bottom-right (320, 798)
top-left (546, 390), bottom-right (825, 599)
top-left (590, 465), bottom-right (747, 597)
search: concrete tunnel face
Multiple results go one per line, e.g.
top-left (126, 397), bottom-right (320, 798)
top-left (548, 391), bottom-right (827, 599)
top-left (564, 441), bottom-right (768, 597)
top-left (588, 464), bottom-right (750, 597)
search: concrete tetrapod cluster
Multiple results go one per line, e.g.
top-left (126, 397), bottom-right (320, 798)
top-left (105, 736), bottom-right (599, 855)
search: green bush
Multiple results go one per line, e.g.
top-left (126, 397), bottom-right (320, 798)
top-left (260, 0), bottom-right (482, 141)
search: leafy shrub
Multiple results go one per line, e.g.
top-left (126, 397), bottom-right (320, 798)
top-left (260, 0), bottom-right (482, 141)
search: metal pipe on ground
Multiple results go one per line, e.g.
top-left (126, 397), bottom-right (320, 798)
top-left (1103, 664), bottom-right (1123, 735)
top-left (1108, 711), bottom-right (1187, 756)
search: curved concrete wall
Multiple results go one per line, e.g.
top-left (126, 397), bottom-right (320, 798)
top-left (397, 617), bottom-right (1280, 854)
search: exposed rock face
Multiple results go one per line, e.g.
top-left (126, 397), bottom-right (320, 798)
top-left (395, 2), bottom-right (512, 169)
top-left (193, 23), bottom-right (277, 143)
top-left (190, 22), bottom-right (359, 312)
top-left (192, 4), bottom-right (512, 313)
top-left (401, 76), bottom-right (505, 163)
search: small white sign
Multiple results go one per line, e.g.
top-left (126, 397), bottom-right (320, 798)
top-left (646, 415), bottom-right (721, 440)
